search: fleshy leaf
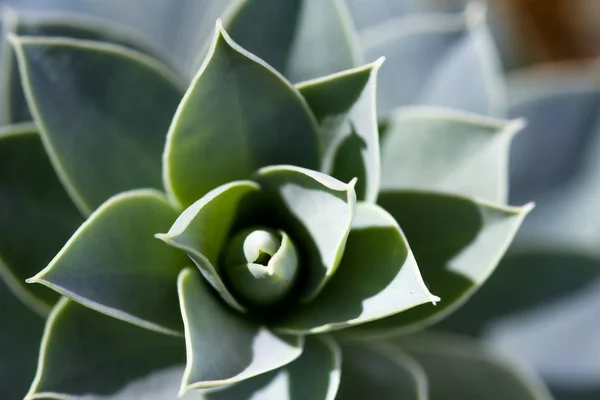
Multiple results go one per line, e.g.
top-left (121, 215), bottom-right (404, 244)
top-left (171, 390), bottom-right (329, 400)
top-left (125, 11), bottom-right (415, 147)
top-left (252, 166), bottom-right (356, 301)
top-left (439, 249), bottom-right (600, 337)
top-left (285, 0), bottom-right (362, 82)
top-left (178, 268), bottom-right (303, 393)
top-left (346, 191), bottom-right (531, 337)
top-left (0, 123), bottom-right (82, 312)
top-left (163, 22), bottom-right (320, 209)
top-left (26, 298), bottom-right (185, 400)
top-left (4, 9), bottom-right (177, 124)
top-left (507, 65), bottom-right (600, 205)
top-left (362, 3), bottom-right (504, 116)
top-left (276, 202), bottom-right (437, 334)
top-left (221, 0), bottom-right (302, 73)
top-left (99, 366), bottom-right (206, 400)
top-left (29, 190), bottom-right (187, 335)
top-left (393, 334), bottom-right (552, 400)
top-left (0, 273), bottom-right (44, 400)
top-left (207, 335), bottom-right (340, 400)
top-left (336, 343), bottom-right (427, 400)
top-left (9, 35), bottom-right (184, 214)
top-left (380, 107), bottom-right (523, 203)
top-left (297, 61), bottom-right (383, 202)
top-left (157, 181), bottom-right (261, 312)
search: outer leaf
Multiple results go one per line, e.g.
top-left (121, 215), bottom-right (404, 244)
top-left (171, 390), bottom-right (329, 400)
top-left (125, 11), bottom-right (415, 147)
top-left (345, 191), bottom-right (531, 338)
top-left (0, 123), bottom-right (82, 313)
top-left (276, 203), bottom-right (437, 334)
top-left (285, 0), bottom-right (362, 82)
top-left (0, 274), bottom-right (44, 400)
top-left (439, 248), bottom-right (600, 337)
top-left (297, 60), bottom-right (383, 202)
top-left (222, 0), bottom-right (302, 73)
top-left (252, 166), bottom-right (356, 301)
top-left (481, 265), bottom-right (600, 390)
top-left (380, 107), bottom-right (523, 203)
top-left (362, 3), bottom-right (504, 116)
top-left (102, 366), bottom-right (206, 400)
top-left (163, 22), bottom-right (320, 208)
top-left (507, 64), bottom-right (600, 205)
top-left (207, 335), bottom-right (340, 400)
top-left (394, 334), bottom-right (552, 400)
top-left (157, 181), bottom-right (261, 312)
top-left (26, 298), bottom-right (185, 400)
top-left (336, 343), bottom-right (427, 400)
top-left (177, 268), bottom-right (303, 393)
top-left (10, 35), bottom-right (184, 214)
top-left (29, 190), bottom-right (188, 335)
top-left (4, 9), bottom-right (177, 124)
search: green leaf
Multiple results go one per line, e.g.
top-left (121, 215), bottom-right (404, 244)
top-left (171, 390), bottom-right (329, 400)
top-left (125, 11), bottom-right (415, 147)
top-left (97, 366), bottom-right (207, 400)
top-left (9, 35), bottom-right (184, 214)
top-left (362, 3), bottom-right (504, 116)
top-left (393, 334), bottom-right (552, 400)
top-left (253, 166), bottom-right (356, 301)
top-left (29, 190), bottom-right (187, 335)
top-left (0, 273), bottom-right (44, 400)
top-left (507, 65), bottom-right (600, 204)
top-left (157, 181), bottom-right (261, 312)
top-left (297, 61), bottom-right (383, 202)
top-left (285, 0), bottom-right (362, 82)
top-left (222, 0), bottom-right (302, 73)
top-left (336, 343), bottom-right (427, 400)
top-left (177, 268), bottom-right (303, 393)
top-left (345, 191), bottom-right (531, 337)
top-left (220, 0), bottom-right (361, 83)
top-left (164, 22), bottom-right (320, 208)
top-left (439, 248), bottom-right (600, 337)
top-left (3, 9), bottom-right (178, 124)
top-left (207, 335), bottom-right (340, 400)
top-left (380, 107), bottom-right (523, 203)
top-left (276, 202), bottom-right (437, 334)
top-left (27, 298), bottom-right (185, 400)
top-left (0, 123), bottom-right (82, 313)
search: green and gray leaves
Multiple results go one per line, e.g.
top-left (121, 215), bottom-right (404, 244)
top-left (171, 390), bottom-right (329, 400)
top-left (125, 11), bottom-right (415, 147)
top-left (163, 23), bottom-right (320, 208)
top-left (10, 35), bottom-right (183, 214)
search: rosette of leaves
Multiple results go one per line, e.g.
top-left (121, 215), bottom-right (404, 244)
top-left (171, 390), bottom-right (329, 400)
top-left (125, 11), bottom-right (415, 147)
top-left (0, 1), bottom-right (547, 399)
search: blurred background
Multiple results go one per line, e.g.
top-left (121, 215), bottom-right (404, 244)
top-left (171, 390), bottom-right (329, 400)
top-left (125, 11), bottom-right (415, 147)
top-left (1, 0), bottom-right (599, 399)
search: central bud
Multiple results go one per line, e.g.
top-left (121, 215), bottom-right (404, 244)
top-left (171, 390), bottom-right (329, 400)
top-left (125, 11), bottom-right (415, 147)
top-left (223, 227), bottom-right (299, 307)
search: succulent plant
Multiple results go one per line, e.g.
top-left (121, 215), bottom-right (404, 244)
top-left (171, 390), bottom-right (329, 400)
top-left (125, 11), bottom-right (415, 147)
top-left (0, 1), bottom-right (552, 399)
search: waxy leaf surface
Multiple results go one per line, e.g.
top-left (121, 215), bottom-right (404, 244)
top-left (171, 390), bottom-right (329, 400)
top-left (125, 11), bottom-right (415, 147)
top-left (207, 336), bottom-right (340, 400)
top-left (11, 35), bottom-right (183, 214)
top-left (0, 123), bottom-right (81, 311)
top-left (362, 4), bottom-right (504, 116)
top-left (298, 62), bottom-right (382, 202)
top-left (253, 166), bottom-right (356, 301)
top-left (380, 107), bottom-right (521, 203)
top-left (4, 10), bottom-right (176, 123)
top-left (394, 334), bottom-right (551, 400)
top-left (27, 299), bottom-right (185, 400)
top-left (158, 181), bottom-right (261, 312)
top-left (347, 191), bottom-right (531, 337)
top-left (336, 343), bottom-right (427, 400)
top-left (277, 203), bottom-right (437, 334)
top-left (164, 24), bottom-right (319, 208)
top-left (0, 275), bottom-right (44, 400)
top-left (30, 190), bottom-right (187, 335)
top-left (178, 268), bottom-right (303, 393)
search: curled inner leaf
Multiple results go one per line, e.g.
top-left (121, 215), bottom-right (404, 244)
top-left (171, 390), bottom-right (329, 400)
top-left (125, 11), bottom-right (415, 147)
top-left (223, 227), bottom-right (299, 308)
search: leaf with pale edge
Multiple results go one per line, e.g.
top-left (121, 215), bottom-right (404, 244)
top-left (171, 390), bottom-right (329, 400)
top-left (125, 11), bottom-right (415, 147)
top-left (26, 298), bottom-right (185, 400)
top-left (29, 189), bottom-right (187, 335)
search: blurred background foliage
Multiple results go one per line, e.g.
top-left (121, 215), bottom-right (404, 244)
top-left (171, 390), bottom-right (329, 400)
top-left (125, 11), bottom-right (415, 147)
top-left (1, 0), bottom-right (599, 399)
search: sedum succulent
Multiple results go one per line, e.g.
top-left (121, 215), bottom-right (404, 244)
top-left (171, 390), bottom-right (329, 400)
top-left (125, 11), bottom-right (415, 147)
top-left (0, 1), bottom-right (550, 399)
